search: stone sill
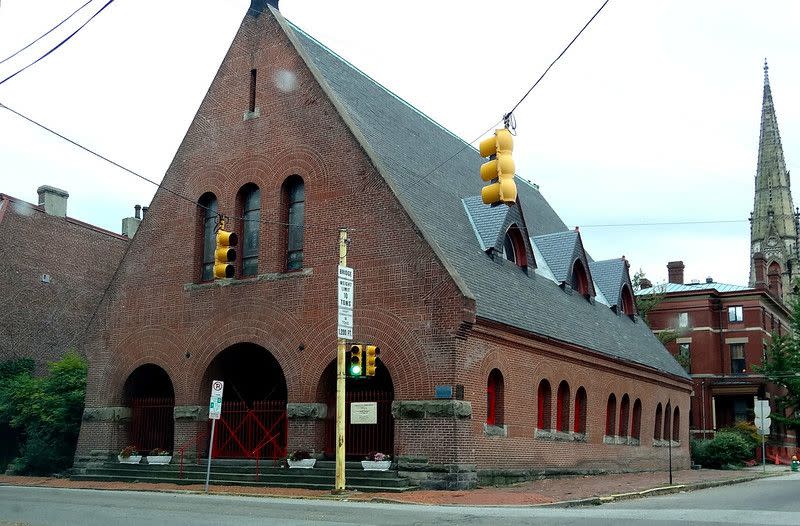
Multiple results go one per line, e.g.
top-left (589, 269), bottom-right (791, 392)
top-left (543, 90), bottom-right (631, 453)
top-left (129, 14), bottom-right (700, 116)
top-left (652, 439), bottom-right (680, 448)
top-left (603, 435), bottom-right (643, 446)
top-left (185, 268), bottom-right (312, 291)
top-left (483, 423), bottom-right (508, 437)
top-left (535, 429), bottom-right (586, 442)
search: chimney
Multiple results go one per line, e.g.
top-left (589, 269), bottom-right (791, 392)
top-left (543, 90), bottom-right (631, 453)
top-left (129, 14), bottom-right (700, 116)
top-left (639, 277), bottom-right (653, 289)
top-left (121, 204), bottom-right (142, 239)
top-left (706, 277), bottom-right (713, 283)
top-left (753, 252), bottom-right (768, 290)
top-left (36, 185), bottom-right (69, 217)
top-left (142, 206), bottom-right (148, 217)
top-left (667, 261), bottom-right (685, 284)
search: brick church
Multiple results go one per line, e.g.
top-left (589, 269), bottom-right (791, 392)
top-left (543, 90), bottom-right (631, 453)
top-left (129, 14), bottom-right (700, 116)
top-left (3, 1), bottom-right (692, 488)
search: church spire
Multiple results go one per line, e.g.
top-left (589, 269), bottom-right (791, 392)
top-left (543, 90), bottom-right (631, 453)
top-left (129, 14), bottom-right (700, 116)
top-left (749, 60), bottom-right (799, 303)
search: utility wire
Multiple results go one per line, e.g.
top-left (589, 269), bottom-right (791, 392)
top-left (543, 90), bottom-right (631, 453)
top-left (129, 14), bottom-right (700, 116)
top-left (0, 0), bottom-right (95, 66)
top-left (0, 0), bottom-right (116, 87)
top-left (578, 219), bottom-right (747, 229)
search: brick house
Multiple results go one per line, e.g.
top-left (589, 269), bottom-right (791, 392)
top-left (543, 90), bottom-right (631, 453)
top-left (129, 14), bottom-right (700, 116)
top-left (637, 261), bottom-right (793, 448)
top-left (70, 1), bottom-right (691, 488)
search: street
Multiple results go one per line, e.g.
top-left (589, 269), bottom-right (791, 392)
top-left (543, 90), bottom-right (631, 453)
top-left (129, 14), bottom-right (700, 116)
top-left (1, 472), bottom-right (799, 525)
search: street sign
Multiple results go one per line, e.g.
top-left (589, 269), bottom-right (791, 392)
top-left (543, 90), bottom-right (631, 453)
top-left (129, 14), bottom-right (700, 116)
top-left (208, 380), bottom-right (224, 420)
top-left (754, 399), bottom-right (771, 418)
top-left (756, 416), bottom-right (771, 435)
top-left (337, 265), bottom-right (354, 340)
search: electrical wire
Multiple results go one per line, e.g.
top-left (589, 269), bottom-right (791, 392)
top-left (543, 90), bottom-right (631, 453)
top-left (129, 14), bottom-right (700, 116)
top-left (0, 0), bottom-right (95, 66)
top-left (0, 0), bottom-right (116, 87)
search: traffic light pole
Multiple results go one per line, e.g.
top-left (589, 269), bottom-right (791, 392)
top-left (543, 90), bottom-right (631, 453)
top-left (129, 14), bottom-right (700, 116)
top-left (334, 229), bottom-right (348, 493)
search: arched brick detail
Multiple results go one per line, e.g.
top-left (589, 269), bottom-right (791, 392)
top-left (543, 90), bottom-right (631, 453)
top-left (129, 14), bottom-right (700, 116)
top-left (302, 307), bottom-right (429, 401)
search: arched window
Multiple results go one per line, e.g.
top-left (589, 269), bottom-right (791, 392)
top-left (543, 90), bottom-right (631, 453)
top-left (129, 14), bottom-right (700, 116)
top-left (672, 406), bottom-right (680, 441)
top-left (537, 379), bottom-right (552, 430)
top-left (238, 184), bottom-right (260, 277)
top-left (556, 381), bottom-right (570, 432)
top-left (502, 225), bottom-right (527, 269)
top-left (574, 387), bottom-right (587, 434)
top-left (572, 259), bottom-right (589, 296)
top-left (664, 403), bottom-right (672, 443)
top-left (631, 399), bottom-right (642, 440)
top-left (768, 261), bottom-right (782, 298)
top-left (486, 369), bottom-right (504, 426)
top-left (605, 393), bottom-right (617, 436)
top-left (619, 394), bottom-right (630, 438)
top-left (198, 193), bottom-right (218, 282)
top-left (654, 403), bottom-right (663, 440)
top-left (283, 176), bottom-right (305, 271)
top-left (620, 285), bottom-right (635, 316)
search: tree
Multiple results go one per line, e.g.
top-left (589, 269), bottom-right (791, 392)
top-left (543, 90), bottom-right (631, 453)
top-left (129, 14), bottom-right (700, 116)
top-left (755, 297), bottom-right (800, 430)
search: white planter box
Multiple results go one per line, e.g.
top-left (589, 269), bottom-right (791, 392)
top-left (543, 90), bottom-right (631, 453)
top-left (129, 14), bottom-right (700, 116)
top-left (146, 455), bottom-right (172, 465)
top-left (118, 455), bottom-right (142, 464)
top-left (361, 460), bottom-right (391, 471)
top-left (287, 458), bottom-right (316, 469)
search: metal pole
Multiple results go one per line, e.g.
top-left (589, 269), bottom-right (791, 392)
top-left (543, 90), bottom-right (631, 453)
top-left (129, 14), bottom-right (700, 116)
top-left (334, 229), bottom-right (348, 493)
top-left (668, 398), bottom-right (673, 485)
top-left (761, 411), bottom-right (766, 473)
top-left (204, 419), bottom-right (216, 493)
top-left (700, 380), bottom-right (706, 440)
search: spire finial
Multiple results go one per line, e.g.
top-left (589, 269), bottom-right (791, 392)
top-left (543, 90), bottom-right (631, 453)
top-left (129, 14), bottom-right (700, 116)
top-left (764, 58), bottom-right (769, 84)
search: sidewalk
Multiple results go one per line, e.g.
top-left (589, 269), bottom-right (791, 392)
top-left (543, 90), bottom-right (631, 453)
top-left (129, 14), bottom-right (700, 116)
top-left (0, 467), bottom-right (786, 507)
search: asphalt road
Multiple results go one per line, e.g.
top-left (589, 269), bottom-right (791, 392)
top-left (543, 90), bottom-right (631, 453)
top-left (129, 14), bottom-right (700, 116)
top-left (1, 472), bottom-right (798, 525)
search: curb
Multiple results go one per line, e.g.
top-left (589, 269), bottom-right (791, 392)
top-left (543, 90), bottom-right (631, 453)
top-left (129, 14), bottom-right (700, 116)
top-left (547, 472), bottom-right (784, 508)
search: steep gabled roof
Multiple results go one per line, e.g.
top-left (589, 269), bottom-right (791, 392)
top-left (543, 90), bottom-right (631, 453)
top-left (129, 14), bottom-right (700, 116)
top-left (462, 196), bottom-right (510, 251)
top-left (532, 230), bottom-right (580, 283)
top-left (276, 10), bottom-right (688, 379)
top-left (590, 258), bottom-right (627, 308)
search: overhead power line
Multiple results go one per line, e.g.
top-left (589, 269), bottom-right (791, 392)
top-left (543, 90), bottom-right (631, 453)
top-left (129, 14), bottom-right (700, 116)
top-left (0, 0), bottom-right (116, 87)
top-left (579, 219), bottom-right (747, 229)
top-left (0, 0), bottom-right (95, 66)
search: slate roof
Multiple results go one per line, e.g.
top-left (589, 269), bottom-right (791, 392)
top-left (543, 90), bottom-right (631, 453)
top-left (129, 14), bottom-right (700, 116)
top-left (281, 13), bottom-right (689, 380)
top-left (590, 258), bottom-right (627, 308)
top-left (462, 196), bottom-right (510, 251)
top-left (532, 231), bottom-right (580, 283)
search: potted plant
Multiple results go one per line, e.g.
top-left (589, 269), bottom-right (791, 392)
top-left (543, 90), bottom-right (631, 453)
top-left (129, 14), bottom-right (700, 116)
top-left (117, 445), bottom-right (142, 464)
top-left (286, 450), bottom-right (316, 469)
top-left (361, 451), bottom-right (391, 471)
top-left (146, 448), bottom-right (172, 465)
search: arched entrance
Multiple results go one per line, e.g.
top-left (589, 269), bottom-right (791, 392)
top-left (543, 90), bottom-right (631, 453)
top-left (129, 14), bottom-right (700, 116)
top-left (201, 343), bottom-right (287, 459)
top-left (123, 364), bottom-right (175, 453)
top-left (320, 359), bottom-right (394, 459)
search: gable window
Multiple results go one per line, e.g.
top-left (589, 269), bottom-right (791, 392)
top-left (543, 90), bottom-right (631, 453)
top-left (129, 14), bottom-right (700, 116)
top-left (238, 184), bottom-right (260, 277)
top-left (728, 306), bottom-right (744, 323)
top-left (283, 176), bottom-right (305, 271)
top-left (620, 285), bottom-right (635, 316)
top-left (678, 312), bottom-right (689, 328)
top-left (730, 343), bottom-right (746, 374)
top-left (198, 193), bottom-right (218, 282)
top-left (572, 259), bottom-right (590, 296)
top-left (502, 225), bottom-right (527, 269)
top-left (486, 369), bottom-right (504, 426)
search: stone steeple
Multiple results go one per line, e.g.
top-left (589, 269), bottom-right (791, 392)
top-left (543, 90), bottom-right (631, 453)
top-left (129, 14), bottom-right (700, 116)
top-left (749, 60), bottom-right (800, 303)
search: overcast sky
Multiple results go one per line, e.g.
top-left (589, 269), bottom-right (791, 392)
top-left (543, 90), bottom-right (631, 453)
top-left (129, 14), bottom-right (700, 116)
top-left (1, 0), bottom-right (799, 286)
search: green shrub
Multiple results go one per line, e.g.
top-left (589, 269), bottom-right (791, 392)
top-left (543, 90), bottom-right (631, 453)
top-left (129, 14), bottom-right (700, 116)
top-left (698, 432), bottom-right (753, 468)
top-left (690, 438), bottom-right (708, 465)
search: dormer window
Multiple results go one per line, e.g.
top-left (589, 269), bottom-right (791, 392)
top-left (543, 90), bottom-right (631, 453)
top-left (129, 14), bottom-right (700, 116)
top-left (572, 259), bottom-right (589, 296)
top-left (502, 225), bottom-right (527, 269)
top-left (620, 284), bottom-right (635, 316)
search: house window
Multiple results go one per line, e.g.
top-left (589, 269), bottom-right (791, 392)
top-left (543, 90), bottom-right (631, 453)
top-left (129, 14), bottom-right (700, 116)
top-left (618, 394), bottom-right (630, 438)
top-left (678, 312), bottom-right (689, 328)
top-left (605, 393), bottom-right (617, 436)
top-left (486, 369), bottom-right (504, 426)
top-left (502, 225), bottom-right (527, 268)
top-left (238, 184), bottom-right (260, 277)
top-left (556, 381), bottom-right (570, 433)
top-left (283, 176), bottom-right (305, 271)
top-left (654, 403), bottom-right (663, 440)
top-left (537, 379), bottom-right (552, 430)
top-left (728, 306), bottom-right (744, 323)
top-left (677, 343), bottom-right (691, 373)
top-left (730, 343), bottom-right (746, 374)
top-left (198, 193), bottom-right (218, 282)
top-left (733, 399), bottom-right (749, 422)
top-left (574, 387), bottom-right (587, 434)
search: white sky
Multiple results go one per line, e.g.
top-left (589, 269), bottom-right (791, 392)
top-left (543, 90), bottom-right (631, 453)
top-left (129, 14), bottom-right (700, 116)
top-left (1, 0), bottom-right (799, 286)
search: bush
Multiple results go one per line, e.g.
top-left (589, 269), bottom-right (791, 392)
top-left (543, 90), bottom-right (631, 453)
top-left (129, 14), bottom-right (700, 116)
top-left (692, 431), bottom-right (753, 468)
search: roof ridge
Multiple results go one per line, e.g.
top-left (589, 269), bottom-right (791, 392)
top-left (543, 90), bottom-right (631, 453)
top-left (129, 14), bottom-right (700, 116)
top-left (285, 20), bottom-right (476, 153)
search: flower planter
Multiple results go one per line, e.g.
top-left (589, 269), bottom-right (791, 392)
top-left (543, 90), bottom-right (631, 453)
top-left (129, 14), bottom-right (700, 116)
top-left (287, 458), bottom-right (316, 469)
top-left (361, 460), bottom-right (391, 471)
top-left (117, 455), bottom-right (142, 464)
top-left (146, 455), bottom-right (172, 465)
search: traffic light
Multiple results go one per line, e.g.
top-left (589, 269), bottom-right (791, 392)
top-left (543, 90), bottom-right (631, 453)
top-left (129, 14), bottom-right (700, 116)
top-left (365, 345), bottom-right (380, 376)
top-left (348, 345), bottom-right (363, 377)
top-left (479, 128), bottom-right (516, 206)
top-left (214, 220), bottom-right (238, 279)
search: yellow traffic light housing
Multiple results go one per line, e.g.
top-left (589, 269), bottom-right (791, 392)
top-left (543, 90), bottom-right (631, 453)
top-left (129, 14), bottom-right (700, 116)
top-left (214, 221), bottom-right (238, 279)
top-left (365, 345), bottom-right (380, 376)
top-left (479, 128), bottom-right (516, 206)
top-left (349, 345), bottom-right (363, 377)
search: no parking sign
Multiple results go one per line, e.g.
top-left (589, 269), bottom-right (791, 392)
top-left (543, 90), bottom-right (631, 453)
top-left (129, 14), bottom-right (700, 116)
top-left (209, 380), bottom-right (224, 420)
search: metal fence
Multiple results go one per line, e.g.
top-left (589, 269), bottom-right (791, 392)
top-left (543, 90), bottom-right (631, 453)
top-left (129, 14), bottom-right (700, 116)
top-left (325, 390), bottom-right (394, 458)
top-left (129, 397), bottom-right (174, 453)
top-left (212, 400), bottom-right (287, 459)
